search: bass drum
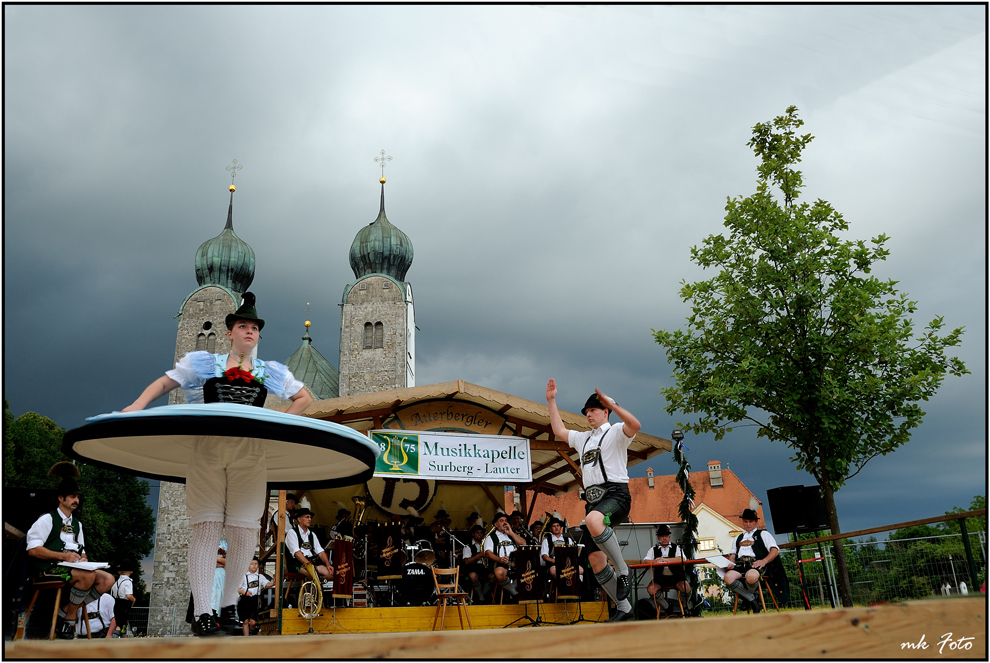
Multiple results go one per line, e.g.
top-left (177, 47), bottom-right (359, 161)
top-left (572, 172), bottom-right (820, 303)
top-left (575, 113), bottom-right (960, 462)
top-left (398, 563), bottom-right (436, 606)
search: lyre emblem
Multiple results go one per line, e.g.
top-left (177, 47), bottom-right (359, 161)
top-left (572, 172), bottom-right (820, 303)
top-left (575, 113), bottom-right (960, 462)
top-left (383, 436), bottom-right (409, 471)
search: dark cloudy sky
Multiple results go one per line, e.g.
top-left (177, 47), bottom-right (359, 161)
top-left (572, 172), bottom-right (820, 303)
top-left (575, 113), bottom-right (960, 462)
top-left (5, 5), bottom-right (985, 548)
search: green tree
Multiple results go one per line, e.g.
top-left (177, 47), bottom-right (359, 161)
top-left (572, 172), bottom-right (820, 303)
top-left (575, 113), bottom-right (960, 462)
top-left (5, 401), bottom-right (156, 599)
top-left (653, 107), bottom-right (968, 607)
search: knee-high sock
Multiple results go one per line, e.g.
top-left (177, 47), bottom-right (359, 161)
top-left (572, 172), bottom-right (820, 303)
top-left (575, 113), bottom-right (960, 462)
top-left (595, 566), bottom-right (632, 613)
top-left (190, 521), bottom-right (224, 617)
top-left (499, 577), bottom-right (517, 596)
top-left (592, 527), bottom-right (628, 575)
top-left (729, 579), bottom-right (755, 602)
top-left (222, 525), bottom-right (258, 609)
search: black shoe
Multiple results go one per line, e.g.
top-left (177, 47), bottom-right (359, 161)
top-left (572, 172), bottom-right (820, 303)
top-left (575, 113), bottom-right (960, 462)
top-left (605, 609), bottom-right (634, 623)
top-left (191, 612), bottom-right (224, 637)
top-left (54, 616), bottom-right (75, 640)
top-left (749, 598), bottom-right (762, 614)
top-left (615, 573), bottom-right (631, 601)
top-left (218, 605), bottom-right (242, 632)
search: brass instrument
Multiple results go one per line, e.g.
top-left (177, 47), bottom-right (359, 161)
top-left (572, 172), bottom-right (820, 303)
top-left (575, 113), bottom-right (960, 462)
top-left (297, 562), bottom-right (323, 620)
top-left (534, 512), bottom-right (552, 541)
top-left (352, 495), bottom-right (370, 560)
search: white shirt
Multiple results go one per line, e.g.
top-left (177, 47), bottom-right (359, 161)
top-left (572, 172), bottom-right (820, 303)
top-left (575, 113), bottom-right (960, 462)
top-left (729, 529), bottom-right (778, 558)
top-left (483, 531), bottom-right (517, 560)
top-left (75, 594), bottom-right (115, 635)
top-left (26, 508), bottom-right (85, 554)
top-left (285, 525), bottom-right (327, 561)
top-left (111, 575), bottom-right (134, 600)
top-left (239, 572), bottom-right (272, 597)
top-left (568, 421), bottom-right (635, 486)
top-left (644, 542), bottom-right (684, 561)
top-left (540, 534), bottom-right (573, 566)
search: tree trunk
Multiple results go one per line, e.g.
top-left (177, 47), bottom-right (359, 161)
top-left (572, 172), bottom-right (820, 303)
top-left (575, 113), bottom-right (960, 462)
top-left (821, 481), bottom-right (854, 607)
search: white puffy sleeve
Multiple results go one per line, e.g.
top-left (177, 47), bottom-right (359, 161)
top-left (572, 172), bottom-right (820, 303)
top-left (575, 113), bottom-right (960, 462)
top-left (261, 361), bottom-right (305, 399)
top-left (166, 351), bottom-right (218, 403)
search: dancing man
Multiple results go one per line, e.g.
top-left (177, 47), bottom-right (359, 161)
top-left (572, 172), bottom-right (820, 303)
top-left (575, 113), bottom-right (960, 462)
top-left (547, 379), bottom-right (640, 622)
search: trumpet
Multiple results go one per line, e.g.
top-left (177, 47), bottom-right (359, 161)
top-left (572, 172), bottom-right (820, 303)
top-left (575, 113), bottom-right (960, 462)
top-left (352, 495), bottom-right (369, 560)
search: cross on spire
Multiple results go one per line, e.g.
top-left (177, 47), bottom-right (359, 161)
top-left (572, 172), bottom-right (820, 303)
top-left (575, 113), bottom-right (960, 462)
top-left (374, 150), bottom-right (392, 178)
top-left (226, 160), bottom-right (242, 187)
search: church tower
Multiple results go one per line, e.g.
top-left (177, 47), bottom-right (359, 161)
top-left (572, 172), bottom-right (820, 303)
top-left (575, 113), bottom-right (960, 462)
top-left (147, 173), bottom-right (256, 635)
top-left (338, 176), bottom-right (415, 396)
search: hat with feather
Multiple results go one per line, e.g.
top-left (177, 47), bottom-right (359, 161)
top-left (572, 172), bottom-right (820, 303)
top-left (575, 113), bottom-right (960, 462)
top-left (49, 461), bottom-right (82, 496)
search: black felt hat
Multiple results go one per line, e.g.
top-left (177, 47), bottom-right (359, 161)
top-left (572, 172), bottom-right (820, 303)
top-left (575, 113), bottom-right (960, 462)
top-left (493, 511), bottom-right (508, 523)
top-left (740, 508), bottom-right (759, 521)
top-left (225, 292), bottom-right (265, 331)
top-left (49, 461), bottom-right (82, 496)
top-left (286, 493), bottom-right (298, 502)
top-left (581, 394), bottom-right (610, 415)
top-left (295, 507), bottom-right (314, 518)
top-left (470, 524), bottom-right (484, 533)
top-left (548, 517), bottom-right (565, 528)
top-left (337, 508), bottom-right (351, 517)
top-left (656, 524), bottom-right (672, 536)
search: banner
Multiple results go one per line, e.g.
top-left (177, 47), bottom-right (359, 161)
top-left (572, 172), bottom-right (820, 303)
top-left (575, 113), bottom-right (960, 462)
top-left (371, 430), bottom-right (531, 483)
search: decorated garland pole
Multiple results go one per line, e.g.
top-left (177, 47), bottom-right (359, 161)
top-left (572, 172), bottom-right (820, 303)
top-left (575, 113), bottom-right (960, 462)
top-left (671, 429), bottom-right (701, 612)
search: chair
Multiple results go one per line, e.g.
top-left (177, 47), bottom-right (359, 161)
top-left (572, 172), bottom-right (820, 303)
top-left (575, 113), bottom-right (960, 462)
top-left (282, 572), bottom-right (307, 606)
top-left (431, 568), bottom-right (472, 631)
top-left (732, 577), bottom-right (780, 615)
top-left (652, 588), bottom-right (685, 619)
top-left (15, 580), bottom-right (92, 641)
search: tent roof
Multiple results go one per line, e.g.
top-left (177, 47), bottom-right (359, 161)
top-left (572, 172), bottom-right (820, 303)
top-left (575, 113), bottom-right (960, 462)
top-left (307, 379), bottom-right (671, 495)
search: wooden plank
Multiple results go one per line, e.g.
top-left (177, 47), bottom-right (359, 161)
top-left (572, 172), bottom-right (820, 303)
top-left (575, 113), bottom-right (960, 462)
top-left (480, 484), bottom-right (503, 511)
top-left (6, 599), bottom-right (983, 659)
top-left (779, 509), bottom-right (988, 549)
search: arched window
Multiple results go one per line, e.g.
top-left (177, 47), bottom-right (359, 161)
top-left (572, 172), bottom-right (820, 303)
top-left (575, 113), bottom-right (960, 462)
top-left (374, 322), bottom-right (384, 348)
top-left (206, 333), bottom-right (217, 353)
top-left (196, 333), bottom-right (207, 351)
top-left (364, 322), bottom-right (374, 349)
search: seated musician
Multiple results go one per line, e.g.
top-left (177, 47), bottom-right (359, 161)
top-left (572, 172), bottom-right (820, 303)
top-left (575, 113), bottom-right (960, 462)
top-left (540, 518), bottom-right (581, 581)
top-left (724, 508), bottom-right (780, 613)
top-left (267, 492), bottom-right (297, 542)
top-left (284, 508), bottom-right (333, 583)
top-left (510, 510), bottom-right (539, 546)
top-left (483, 512), bottom-right (526, 598)
top-left (644, 524), bottom-right (690, 612)
top-left (461, 524), bottom-right (489, 603)
top-left (25, 464), bottom-right (115, 640)
top-left (331, 507), bottom-right (353, 539)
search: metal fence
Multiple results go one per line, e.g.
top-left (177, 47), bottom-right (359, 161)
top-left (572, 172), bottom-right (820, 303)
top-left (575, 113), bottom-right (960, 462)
top-left (695, 531), bottom-right (986, 614)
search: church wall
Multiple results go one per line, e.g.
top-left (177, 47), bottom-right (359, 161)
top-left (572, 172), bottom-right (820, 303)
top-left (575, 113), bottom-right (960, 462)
top-left (339, 276), bottom-right (409, 397)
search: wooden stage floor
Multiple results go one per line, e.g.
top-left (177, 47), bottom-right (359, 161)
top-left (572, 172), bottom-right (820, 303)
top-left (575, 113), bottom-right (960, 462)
top-left (5, 598), bottom-right (984, 659)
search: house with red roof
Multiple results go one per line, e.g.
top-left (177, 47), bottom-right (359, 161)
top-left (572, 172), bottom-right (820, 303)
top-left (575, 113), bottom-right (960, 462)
top-left (507, 460), bottom-right (767, 558)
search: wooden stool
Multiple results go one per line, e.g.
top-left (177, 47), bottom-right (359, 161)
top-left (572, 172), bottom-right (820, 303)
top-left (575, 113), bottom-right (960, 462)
top-left (732, 578), bottom-right (780, 614)
top-left (653, 588), bottom-right (685, 619)
top-left (431, 568), bottom-right (472, 631)
top-left (15, 580), bottom-right (92, 641)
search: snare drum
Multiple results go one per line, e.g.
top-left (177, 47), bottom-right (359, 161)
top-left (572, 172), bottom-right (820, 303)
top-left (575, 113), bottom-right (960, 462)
top-left (413, 539), bottom-right (435, 567)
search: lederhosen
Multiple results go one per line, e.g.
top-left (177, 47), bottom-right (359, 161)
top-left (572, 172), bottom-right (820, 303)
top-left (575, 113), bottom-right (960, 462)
top-left (111, 577), bottom-right (132, 629)
top-left (31, 511), bottom-right (83, 581)
top-left (579, 428), bottom-right (631, 524)
top-left (733, 530), bottom-right (789, 604)
top-left (462, 541), bottom-right (488, 577)
top-left (488, 531), bottom-right (516, 571)
top-left (651, 544), bottom-right (685, 587)
top-left (237, 573), bottom-right (267, 621)
top-left (288, 524), bottom-right (318, 573)
top-left (77, 600), bottom-right (109, 638)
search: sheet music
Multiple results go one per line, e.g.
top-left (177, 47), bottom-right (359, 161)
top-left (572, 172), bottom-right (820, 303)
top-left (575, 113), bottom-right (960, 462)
top-left (59, 561), bottom-right (110, 571)
top-left (705, 555), bottom-right (731, 569)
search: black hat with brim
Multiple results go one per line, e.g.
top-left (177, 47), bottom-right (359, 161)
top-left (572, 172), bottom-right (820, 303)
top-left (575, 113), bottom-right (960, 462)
top-left (581, 394), bottom-right (609, 415)
top-left (548, 517), bottom-right (565, 528)
top-left (295, 507), bottom-right (314, 518)
top-left (225, 292), bottom-right (265, 331)
top-left (741, 508), bottom-right (759, 521)
top-left (656, 524), bottom-right (672, 536)
top-left (56, 478), bottom-right (82, 497)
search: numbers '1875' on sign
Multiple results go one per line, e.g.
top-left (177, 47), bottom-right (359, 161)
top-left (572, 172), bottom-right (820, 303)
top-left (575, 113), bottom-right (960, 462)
top-left (373, 432), bottom-right (420, 475)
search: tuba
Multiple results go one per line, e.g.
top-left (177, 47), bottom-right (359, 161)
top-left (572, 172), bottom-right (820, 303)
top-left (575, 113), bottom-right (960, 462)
top-left (351, 495), bottom-right (370, 560)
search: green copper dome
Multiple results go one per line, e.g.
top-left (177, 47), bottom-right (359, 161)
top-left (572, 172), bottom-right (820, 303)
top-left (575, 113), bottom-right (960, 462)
top-left (348, 183), bottom-right (413, 281)
top-left (285, 323), bottom-right (340, 401)
top-left (195, 191), bottom-right (255, 294)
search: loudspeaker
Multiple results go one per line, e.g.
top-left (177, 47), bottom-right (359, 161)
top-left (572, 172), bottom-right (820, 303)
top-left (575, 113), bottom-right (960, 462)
top-left (766, 485), bottom-right (829, 535)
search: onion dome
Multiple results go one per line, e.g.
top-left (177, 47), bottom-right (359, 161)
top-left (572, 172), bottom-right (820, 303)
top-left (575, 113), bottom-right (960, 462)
top-left (195, 188), bottom-right (256, 294)
top-left (285, 321), bottom-right (340, 400)
top-left (348, 180), bottom-right (414, 281)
